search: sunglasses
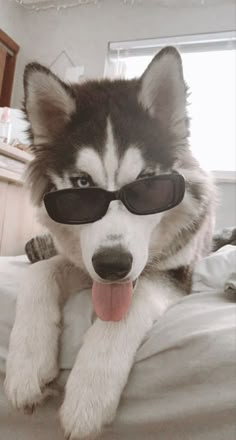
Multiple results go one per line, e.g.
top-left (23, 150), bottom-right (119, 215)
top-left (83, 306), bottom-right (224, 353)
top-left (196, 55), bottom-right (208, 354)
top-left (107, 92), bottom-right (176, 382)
top-left (44, 173), bottom-right (185, 225)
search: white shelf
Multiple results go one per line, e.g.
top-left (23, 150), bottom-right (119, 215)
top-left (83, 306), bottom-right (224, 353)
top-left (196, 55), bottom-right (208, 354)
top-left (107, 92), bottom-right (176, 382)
top-left (0, 142), bottom-right (32, 163)
top-left (0, 142), bottom-right (31, 184)
top-left (0, 167), bottom-right (24, 185)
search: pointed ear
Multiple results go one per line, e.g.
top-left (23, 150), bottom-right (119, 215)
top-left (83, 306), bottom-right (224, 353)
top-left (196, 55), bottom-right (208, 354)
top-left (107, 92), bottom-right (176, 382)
top-left (139, 47), bottom-right (188, 136)
top-left (23, 63), bottom-right (76, 145)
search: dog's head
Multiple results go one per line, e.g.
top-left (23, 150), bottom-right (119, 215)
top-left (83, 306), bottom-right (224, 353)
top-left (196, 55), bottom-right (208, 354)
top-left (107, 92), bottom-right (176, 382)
top-left (24, 47), bottom-right (208, 291)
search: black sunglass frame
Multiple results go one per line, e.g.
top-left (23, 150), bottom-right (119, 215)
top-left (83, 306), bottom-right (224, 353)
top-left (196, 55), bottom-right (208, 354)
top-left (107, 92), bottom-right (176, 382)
top-left (43, 173), bottom-right (185, 225)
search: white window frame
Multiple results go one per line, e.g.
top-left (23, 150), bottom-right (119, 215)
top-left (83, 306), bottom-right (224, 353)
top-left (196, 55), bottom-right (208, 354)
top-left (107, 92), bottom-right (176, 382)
top-left (105, 31), bottom-right (236, 183)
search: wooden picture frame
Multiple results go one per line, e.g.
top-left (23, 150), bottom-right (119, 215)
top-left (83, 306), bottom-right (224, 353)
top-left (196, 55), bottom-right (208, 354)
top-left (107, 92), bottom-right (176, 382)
top-left (0, 29), bottom-right (20, 107)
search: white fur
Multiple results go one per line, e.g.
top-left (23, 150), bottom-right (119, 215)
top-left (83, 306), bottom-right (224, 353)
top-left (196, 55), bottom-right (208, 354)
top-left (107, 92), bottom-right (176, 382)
top-left (50, 172), bottom-right (72, 190)
top-left (80, 207), bottom-right (161, 283)
top-left (5, 256), bottom-right (90, 409)
top-left (76, 148), bottom-right (106, 187)
top-left (60, 277), bottom-right (173, 439)
top-left (5, 257), bottom-right (63, 408)
top-left (103, 119), bottom-right (119, 190)
top-left (117, 146), bottom-right (144, 187)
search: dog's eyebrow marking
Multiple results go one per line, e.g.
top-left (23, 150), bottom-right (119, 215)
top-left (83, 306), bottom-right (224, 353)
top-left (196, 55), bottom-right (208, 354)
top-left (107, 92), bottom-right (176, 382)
top-left (76, 147), bottom-right (105, 186)
top-left (117, 147), bottom-right (144, 187)
top-left (50, 172), bottom-right (72, 190)
top-left (103, 119), bottom-right (119, 191)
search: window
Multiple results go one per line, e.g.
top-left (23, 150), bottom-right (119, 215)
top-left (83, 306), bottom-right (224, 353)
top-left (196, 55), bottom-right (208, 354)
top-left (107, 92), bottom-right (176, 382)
top-left (106, 32), bottom-right (236, 177)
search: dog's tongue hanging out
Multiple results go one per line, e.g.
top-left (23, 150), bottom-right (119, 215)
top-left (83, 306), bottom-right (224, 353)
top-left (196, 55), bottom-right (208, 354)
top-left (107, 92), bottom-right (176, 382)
top-left (92, 282), bottom-right (133, 321)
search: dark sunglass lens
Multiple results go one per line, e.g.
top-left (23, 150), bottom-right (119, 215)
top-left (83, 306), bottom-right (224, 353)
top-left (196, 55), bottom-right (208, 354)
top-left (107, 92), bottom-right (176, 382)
top-left (123, 175), bottom-right (184, 215)
top-left (44, 188), bottom-right (109, 224)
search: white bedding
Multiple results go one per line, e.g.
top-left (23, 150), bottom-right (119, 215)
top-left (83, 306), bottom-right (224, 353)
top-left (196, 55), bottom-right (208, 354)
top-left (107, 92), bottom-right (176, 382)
top-left (0, 246), bottom-right (235, 439)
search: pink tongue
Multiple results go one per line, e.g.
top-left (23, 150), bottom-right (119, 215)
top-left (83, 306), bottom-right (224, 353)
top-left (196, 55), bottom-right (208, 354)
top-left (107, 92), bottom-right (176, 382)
top-left (92, 281), bottom-right (133, 322)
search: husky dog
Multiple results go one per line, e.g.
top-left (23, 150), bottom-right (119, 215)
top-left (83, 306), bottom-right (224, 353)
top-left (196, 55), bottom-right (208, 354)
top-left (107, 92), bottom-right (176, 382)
top-left (5, 47), bottom-right (215, 439)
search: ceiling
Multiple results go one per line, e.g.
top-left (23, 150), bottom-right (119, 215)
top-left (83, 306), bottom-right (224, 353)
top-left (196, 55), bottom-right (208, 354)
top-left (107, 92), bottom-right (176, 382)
top-left (16, 0), bottom-right (236, 10)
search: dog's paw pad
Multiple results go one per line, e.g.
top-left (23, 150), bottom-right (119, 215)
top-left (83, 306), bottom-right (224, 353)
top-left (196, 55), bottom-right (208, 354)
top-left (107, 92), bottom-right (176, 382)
top-left (23, 404), bottom-right (36, 415)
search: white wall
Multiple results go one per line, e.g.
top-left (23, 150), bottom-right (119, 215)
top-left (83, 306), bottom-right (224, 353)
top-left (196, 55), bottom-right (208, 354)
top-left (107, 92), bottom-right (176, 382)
top-left (0, 0), bottom-right (25, 48)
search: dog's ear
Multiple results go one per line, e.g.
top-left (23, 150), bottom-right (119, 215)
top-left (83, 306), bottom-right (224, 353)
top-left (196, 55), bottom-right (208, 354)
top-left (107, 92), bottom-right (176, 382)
top-left (139, 47), bottom-right (187, 136)
top-left (24, 63), bottom-right (76, 145)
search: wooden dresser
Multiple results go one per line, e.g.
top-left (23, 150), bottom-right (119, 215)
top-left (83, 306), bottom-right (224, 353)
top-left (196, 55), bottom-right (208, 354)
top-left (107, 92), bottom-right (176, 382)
top-left (0, 142), bottom-right (43, 256)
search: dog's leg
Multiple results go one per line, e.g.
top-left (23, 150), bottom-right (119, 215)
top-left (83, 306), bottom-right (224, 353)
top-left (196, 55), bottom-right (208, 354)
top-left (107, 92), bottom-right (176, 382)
top-left (5, 255), bottom-right (84, 411)
top-left (60, 277), bottom-right (182, 440)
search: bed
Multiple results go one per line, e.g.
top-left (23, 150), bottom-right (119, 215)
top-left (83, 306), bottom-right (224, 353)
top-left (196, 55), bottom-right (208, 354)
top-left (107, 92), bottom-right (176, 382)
top-left (0, 245), bottom-right (235, 440)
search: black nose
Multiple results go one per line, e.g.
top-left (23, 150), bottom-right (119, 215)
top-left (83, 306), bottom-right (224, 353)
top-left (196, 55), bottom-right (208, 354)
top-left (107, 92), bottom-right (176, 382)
top-left (92, 247), bottom-right (133, 281)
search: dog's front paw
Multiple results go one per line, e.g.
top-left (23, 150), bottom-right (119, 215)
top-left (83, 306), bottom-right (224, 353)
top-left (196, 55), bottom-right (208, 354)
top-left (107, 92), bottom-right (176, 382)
top-left (5, 323), bottom-right (59, 411)
top-left (60, 360), bottom-right (120, 439)
top-left (5, 357), bottom-right (58, 412)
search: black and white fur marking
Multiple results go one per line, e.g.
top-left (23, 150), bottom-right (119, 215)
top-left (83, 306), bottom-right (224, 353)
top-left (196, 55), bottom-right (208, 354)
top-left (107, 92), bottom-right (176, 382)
top-left (5, 47), bottom-right (215, 440)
